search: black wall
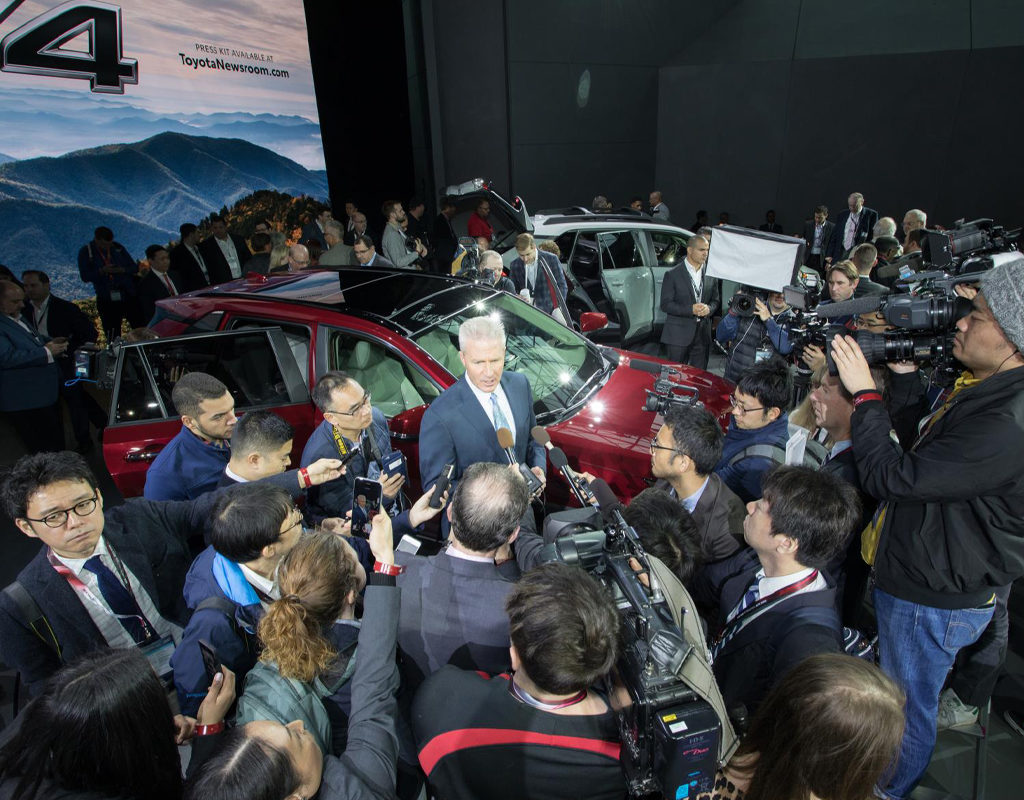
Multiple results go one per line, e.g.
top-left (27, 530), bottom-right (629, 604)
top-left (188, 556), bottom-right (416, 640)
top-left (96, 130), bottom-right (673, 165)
top-left (402, 0), bottom-right (1024, 230)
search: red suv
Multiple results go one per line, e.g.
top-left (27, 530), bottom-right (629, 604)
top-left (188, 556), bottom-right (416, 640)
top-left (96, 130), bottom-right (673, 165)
top-left (101, 268), bottom-right (732, 505)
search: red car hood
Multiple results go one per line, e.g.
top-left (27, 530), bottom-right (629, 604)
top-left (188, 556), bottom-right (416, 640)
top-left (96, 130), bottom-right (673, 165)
top-left (547, 349), bottom-right (734, 502)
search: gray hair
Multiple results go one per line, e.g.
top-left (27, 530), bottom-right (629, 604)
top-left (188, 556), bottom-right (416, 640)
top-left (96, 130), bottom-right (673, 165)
top-left (324, 220), bottom-right (344, 238)
top-left (872, 217), bottom-right (897, 239)
top-left (478, 250), bottom-right (503, 272)
top-left (459, 315), bottom-right (506, 351)
top-left (904, 208), bottom-right (927, 225)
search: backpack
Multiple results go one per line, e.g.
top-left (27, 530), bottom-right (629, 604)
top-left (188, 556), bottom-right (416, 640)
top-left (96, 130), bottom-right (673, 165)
top-left (726, 439), bottom-right (828, 470)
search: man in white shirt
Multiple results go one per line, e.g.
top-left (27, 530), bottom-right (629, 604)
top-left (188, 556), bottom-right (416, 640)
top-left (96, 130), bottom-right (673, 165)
top-left (199, 215), bottom-right (252, 284)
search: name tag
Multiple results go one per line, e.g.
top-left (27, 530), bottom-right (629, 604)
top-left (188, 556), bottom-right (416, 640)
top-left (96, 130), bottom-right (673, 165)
top-left (141, 635), bottom-right (175, 685)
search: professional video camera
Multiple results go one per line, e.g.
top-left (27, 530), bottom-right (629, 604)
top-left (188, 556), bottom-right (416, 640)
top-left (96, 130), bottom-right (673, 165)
top-left (921, 218), bottom-right (1019, 270)
top-left (728, 286), bottom-right (769, 317)
top-left (628, 358), bottom-right (701, 415)
top-left (539, 510), bottom-right (723, 799)
top-left (71, 344), bottom-right (117, 390)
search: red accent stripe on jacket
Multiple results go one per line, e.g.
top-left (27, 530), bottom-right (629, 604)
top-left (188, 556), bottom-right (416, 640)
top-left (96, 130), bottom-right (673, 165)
top-left (418, 727), bottom-right (621, 774)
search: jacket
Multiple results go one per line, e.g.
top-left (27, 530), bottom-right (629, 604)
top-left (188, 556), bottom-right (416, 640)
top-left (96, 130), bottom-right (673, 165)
top-left (77, 241), bottom-right (138, 301)
top-left (0, 314), bottom-right (61, 412)
top-left (143, 426), bottom-right (231, 501)
top-left (715, 309), bottom-right (793, 384)
top-left (852, 368), bottom-right (1024, 609)
top-left (508, 250), bottom-right (568, 315)
top-left (169, 546), bottom-right (264, 716)
top-left (660, 262), bottom-right (721, 347)
top-left (714, 415), bottom-right (790, 503)
top-left (382, 223), bottom-right (420, 269)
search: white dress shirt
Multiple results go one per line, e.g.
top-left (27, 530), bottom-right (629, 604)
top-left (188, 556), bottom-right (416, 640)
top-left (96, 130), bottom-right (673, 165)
top-left (467, 379), bottom-right (516, 444)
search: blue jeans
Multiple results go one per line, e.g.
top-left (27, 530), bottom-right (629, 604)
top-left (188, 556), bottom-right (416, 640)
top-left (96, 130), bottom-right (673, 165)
top-left (874, 588), bottom-right (995, 799)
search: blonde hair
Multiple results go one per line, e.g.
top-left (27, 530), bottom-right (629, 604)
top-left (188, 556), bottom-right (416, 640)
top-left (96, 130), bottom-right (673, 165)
top-left (268, 243), bottom-right (289, 271)
top-left (257, 533), bottom-right (361, 682)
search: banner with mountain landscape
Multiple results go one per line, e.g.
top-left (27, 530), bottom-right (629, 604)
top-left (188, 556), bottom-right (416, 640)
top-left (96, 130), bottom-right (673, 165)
top-left (0, 0), bottom-right (328, 297)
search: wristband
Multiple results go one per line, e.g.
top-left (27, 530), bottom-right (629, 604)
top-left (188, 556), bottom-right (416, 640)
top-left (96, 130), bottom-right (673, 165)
top-left (373, 560), bottom-right (405, 576)
top-left (195, 722), bottom-right (224, 736)
top-left (299, 468), bottom-right (312, 489)
top-left (853, 390), bottom-right (883, 408)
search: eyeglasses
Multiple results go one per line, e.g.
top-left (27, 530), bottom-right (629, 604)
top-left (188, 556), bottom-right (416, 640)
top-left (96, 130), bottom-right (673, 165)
top-left (730, 393), bottom-right (764, 415)
top-left (327, 391), bottom-right (371, 416)
top-left (649, 440), bottom-right (678, 455)
top-left (23, 495), bottom-right (99, 528)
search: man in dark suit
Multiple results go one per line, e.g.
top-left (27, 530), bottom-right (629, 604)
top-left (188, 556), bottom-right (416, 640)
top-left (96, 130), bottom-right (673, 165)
top-left (199, 214), bottom-right (251, 285)
top-left (170, 223), bottom-right (212, 291)
top-left (827, 192), bottom-right (879, 263)
top-left (344, 211), bottom-right (371, 247)
top-left (21, 270), bottom-right (103, 452)
top-left (419, 316), bottom-right (546, 536)
top-left (0, 450), bottom-right (344, 697)
top-left (758, 210), bottom-right (783, 234)
top-left (137, 245), bottom-right (182, 322)
top-left (801, 205), bottom-right (835, 274)
top-left (243, 232), bottom-right (273, 275)
top-left (77, 226), bottom-right (142, 340)
top-left (697, 466), bottom-right (857, 716)
top-left (431, 195), bottom-right (459, 274)
top-left (659, 234), bottom-right (720, 369)
top-left (352, 235), bottom-right (394, 268)
top-left (300, 206), bottom-right (332, 250)
top-left (396, 462), bottom-right (537, 690)
top-left (650, 404), bottom-right (746, 563)
top-left (0, 280), bottom-right (66, 453)
top-left (508, 233), bottom-right (568, 317)
top-left (849, 242), bottom-right (888, 297)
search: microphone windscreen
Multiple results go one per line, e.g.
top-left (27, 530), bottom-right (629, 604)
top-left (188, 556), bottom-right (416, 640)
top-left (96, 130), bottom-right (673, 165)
top-left (628, 358), bottom-right (663, 375)
top-left (817, 295), bottom-right (883, 318)
top-left (530, 425), bottom-right (551, 446)
top-left (548, 446), bottom-right (570, 470)
top-left (496, 427), bottom-right (515, 450)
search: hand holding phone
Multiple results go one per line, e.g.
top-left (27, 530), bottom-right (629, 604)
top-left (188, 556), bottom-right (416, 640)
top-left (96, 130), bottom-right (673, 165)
top-left (351, 476), bottom-right (384, 537)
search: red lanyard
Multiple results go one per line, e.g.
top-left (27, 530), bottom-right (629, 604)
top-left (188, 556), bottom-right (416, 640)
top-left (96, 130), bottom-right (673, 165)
top-left (47, 547), bottom-right (157, 639)
top-left (712, 570), bottom-right (819, 647)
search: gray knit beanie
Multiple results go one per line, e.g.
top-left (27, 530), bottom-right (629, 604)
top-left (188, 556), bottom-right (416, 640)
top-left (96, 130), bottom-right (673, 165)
top-left (980, 255), bottom-right (1024, 353)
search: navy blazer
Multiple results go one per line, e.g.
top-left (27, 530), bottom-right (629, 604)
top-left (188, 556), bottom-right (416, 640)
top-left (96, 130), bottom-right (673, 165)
top-left (508, 250), bottom-right (568, 315)
top-left (0, 314), bottom-right (61, 412)
top-left (659, 262), bottom-right (721, 347)
top-left (418, 372), bottom-right (545, 525)
top-left (137, 268), bottom-right (183, 323)
top-left (828, 207), bottom-right (879, 261)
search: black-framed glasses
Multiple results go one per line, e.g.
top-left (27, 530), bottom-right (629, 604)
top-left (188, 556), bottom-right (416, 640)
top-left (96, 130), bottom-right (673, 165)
top-left (23, 495), bottom-right (99, 528)
top-left (327, 391), bottom-right (371, 417)
top-left (729, 393), bottom-right (764, 415)
top-left (649, 440), bottom-right (678, 455)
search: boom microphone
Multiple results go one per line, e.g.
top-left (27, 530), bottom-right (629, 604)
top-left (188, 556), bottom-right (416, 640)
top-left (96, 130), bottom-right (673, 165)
top-left (496, 427), bottom-right (544, 496)
top-left (628, 357), bottom-right (664, 375)
top-left (816, 295), bottom-right (884, 319)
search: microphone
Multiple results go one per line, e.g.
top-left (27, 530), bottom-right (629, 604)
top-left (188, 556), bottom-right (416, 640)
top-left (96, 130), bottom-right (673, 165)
top-left (627, 357), bottom-right (663, 375)
top-left (496, 427), bottom-right (544, 496)
top-left (816, 295), bottom-right (884, 319)
top-left (531, 426), bottom-right (597, 507)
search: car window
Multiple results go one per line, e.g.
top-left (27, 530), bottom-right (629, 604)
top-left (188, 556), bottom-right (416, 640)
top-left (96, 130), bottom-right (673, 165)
top-left (650, 231), bottom-right (691, 267)
top-left (410, 292), bottom-right (607, 420)
top-left (228, 317), bottom-right (311, 384)
top-left (596, 230), bottom-right (645, 269)
top-left (569, 233), bottom-right (600, 281)
top-left (113, 330), bottom-right (303, 424)
top-left (324, 330), bottom-right (440, 417)
top-left (552, 231), bottom-right (576, 261)
top-left (114, 348), bottom-right (163, 423)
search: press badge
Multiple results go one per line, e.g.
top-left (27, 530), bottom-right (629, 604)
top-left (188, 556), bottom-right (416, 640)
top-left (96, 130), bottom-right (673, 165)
top-left (141, 635), bottom-right (175, 684)
top-left (754, 347), bottom-right (773, 363)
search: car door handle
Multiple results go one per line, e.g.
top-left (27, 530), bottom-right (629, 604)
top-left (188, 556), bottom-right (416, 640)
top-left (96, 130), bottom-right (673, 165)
top-left (124, 444), bottom-right (164, 463)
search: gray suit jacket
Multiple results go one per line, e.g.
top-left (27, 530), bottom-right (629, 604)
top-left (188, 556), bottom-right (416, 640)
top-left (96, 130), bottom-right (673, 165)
top-left (659, 262), bottom-right (721, 347)
top-left (651, 203), bottom-right (670, 221)
top-left (319, 242), bottom-right (354, 266)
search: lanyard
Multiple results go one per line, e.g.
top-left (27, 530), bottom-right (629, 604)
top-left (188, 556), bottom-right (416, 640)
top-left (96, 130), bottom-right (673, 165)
top-left (47, 546), bottom-right (158, 641)
top-left (509, 676), bottom-right (587, 710)
top-left (711, 570), bottom-right (819, 649)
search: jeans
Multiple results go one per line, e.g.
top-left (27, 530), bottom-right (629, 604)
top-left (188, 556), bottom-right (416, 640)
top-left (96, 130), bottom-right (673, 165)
top-left (874, 588), bottom-right (995, 799)
top-left (951, 583), bottom-right (1012, 707)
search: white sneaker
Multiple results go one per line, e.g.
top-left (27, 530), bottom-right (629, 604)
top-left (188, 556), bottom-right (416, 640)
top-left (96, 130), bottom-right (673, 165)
top-left (937, 688), bottom-right (979, 730)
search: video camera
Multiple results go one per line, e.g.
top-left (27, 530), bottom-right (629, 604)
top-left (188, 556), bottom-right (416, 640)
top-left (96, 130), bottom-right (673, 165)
top-left (71, 344), bottom-right (117, 389)
top-left (540, 510), bottom-right (723, 799)
top-left (628, 359), bottom-right (702, 416)
top-left (728, 287), bottom-right (769, 317)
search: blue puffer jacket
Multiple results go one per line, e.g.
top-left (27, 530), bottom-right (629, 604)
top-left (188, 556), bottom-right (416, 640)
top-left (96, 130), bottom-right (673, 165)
top-left (714, 415), bottom-right (790, 504)
top-left (170, 546), bottom-right (265, 716)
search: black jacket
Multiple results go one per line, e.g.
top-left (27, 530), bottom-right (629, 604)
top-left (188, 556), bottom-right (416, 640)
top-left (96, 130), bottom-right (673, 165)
top-left (136, 269), bottom-right (182, 323)
top-left (169, 244), bottom-right (210, 291)
top-left (199, 234), bottom-right (252, 285)
top-left (852, 367), bottom-right (1024, 608)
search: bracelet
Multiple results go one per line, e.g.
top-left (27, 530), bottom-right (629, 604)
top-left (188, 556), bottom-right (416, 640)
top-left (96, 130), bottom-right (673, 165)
top-left (299, 468), bottom-right (312, 489)
top-left (373, 560), bottom-right (405, 576)
top-left (853, 391), bottom-right (883, 408)
top-left (195, 722), bottom-right (225, 736)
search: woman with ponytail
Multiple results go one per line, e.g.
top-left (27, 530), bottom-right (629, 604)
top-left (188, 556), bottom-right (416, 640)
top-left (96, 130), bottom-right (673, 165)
top-left (235, 531), bottom-right (366, 755)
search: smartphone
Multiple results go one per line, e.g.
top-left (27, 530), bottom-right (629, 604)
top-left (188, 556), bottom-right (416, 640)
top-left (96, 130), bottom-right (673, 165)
top-left (382, 450), bottom-right (407, 481)
top-left (429, 463), bottom-right (455, 509)
top-left (198, 639), bottom-right (221, 684)
top-left (351, 477), bottom-right (384, 537)
top-left (74, 349), bottom-right (91, 379)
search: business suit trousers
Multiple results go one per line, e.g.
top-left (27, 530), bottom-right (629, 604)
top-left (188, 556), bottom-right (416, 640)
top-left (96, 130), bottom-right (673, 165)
top-left (665, 325), bottom-right (712, 371)
top-left (5, 403), bottom-right (65, 454)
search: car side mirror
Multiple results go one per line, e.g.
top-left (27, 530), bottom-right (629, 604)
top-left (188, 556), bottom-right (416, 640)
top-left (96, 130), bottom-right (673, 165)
top-left (579, 312), bottom-right (608, 333)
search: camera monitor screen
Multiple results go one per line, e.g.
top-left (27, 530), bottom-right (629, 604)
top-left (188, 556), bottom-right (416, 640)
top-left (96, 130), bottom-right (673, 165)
top-left (704, 226), bottom-right (806, 292)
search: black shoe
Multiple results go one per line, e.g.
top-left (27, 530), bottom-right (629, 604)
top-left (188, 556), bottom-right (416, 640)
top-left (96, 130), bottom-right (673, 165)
top-left (1005, 709), bottom-right (1024, 736)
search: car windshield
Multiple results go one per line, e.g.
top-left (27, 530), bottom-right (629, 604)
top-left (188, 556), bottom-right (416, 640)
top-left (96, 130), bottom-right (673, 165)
top-left (409, 292), bottom-right (609, 421)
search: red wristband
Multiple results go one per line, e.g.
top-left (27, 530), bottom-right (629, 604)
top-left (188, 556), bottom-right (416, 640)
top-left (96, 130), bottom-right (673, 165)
top-left (853, 391), bottom-right (883, 408)
top-left (299, 467), bottom-right (312, 488)
top-left (373, 560), bottom-right (405, 576)
top-left (195, 722), bottom-right (224, 736)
